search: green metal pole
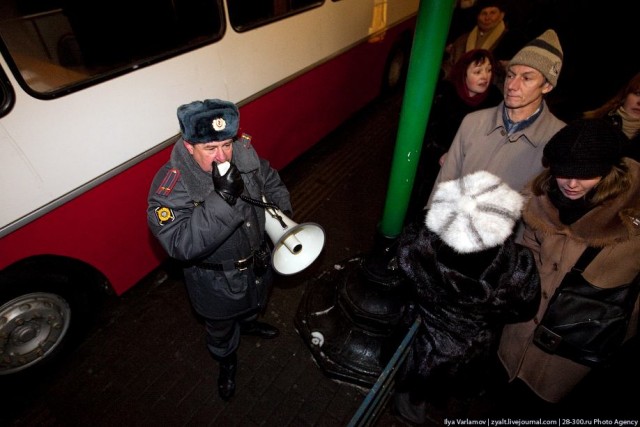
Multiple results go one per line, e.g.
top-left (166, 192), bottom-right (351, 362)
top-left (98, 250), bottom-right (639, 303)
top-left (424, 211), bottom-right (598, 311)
top-left (378, 0), bottom-right (455, 238)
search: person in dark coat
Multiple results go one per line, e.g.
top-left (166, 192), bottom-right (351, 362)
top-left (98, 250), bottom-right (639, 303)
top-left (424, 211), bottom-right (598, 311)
top-left (406, 48), bottom-right (503, 224)
top-left (147, 99), bottom-right (292, 401)
top-left (442, 0), bottom-right (528, 85)
top-left (393, 170), bottom-right (540, 424)
top-left (583, 71), bottom-right (640, 161)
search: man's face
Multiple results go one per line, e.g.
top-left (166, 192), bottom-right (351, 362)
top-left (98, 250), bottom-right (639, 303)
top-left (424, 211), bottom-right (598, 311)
top-left (503, 65), bottom-right (553, 111)
top-left (183, 139), bottom-right (233, 172)
top-left (477, 7), bottom-right (504, 32)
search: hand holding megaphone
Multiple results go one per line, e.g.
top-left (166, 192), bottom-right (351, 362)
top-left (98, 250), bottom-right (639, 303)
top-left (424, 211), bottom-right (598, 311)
top-left (213, 161), bottom-right (243, 206)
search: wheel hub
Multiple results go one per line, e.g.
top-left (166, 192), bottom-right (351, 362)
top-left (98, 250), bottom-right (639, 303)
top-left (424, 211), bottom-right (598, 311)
top-left (0, 293), bottom-right (70, 375)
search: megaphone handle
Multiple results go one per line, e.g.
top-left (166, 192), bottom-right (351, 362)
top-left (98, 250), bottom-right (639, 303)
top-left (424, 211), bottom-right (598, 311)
top-left (240, 194), bottom-right (289, 227)
top-left (239, 194), bottom-right (281, 211)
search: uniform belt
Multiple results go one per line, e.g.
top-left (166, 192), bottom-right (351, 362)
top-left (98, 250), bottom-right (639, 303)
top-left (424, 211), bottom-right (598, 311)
top-left (196, 255), bottom-right (254, 271)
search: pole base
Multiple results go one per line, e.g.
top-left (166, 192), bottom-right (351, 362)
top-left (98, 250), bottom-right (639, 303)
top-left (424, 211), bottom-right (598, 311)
top-left (294, 255), bottom-right (407, 387)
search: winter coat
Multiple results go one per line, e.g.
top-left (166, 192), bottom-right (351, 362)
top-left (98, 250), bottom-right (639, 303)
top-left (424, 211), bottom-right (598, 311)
top-left (602, 110), bottom-right (640, 162)
top-left (407, 79), bottom-right (503, 224)
top-left (396, 222), bottom-right (540, 398)
top-left (147, 134), bottom-right (291, 319)
top-left (445, 27), bottom-right (527, 82)
top-left (427, 100), bottom-right (565, 207)
top-left (424, 80), bottom-right (504, 157)
top-left (498, 158), bottom-right (640, 403)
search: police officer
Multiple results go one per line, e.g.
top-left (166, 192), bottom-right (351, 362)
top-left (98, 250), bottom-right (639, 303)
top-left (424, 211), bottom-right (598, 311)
top-left (147, 99), bottom-right (292, 401)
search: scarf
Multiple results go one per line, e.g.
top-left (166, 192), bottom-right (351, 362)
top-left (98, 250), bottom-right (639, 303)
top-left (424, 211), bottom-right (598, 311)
top-left (617, 106), bottom-right (640, 140)
top-left (170, 140), bottom-right (214, 202)
top-left (465, 21), bottom-right (505, 53)
top-left (502, 103), bottom-right (543, 135)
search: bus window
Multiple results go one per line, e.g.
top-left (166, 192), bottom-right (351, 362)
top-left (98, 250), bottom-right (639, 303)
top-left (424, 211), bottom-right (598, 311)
top-left (227, 0), bottom-right (322, 32)
top-left (0, 0), bottom-right (225, 96)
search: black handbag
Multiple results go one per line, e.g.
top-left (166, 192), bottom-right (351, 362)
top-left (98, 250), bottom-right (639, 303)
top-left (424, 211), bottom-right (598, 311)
top-left (533, 247), bottom-right (640, 367)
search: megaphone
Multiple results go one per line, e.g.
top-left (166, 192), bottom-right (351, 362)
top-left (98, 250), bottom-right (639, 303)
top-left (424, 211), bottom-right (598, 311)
top-left (263, 198), bottom-right (325, 275)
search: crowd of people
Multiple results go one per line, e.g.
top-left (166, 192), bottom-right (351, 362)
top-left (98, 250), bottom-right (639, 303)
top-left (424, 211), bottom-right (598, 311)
top-left (393, 0), bottom-right (639, 422)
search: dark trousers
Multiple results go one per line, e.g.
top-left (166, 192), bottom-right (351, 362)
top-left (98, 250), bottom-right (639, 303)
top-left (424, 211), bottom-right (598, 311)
top-left (204, 312), bottom-right (258, 359)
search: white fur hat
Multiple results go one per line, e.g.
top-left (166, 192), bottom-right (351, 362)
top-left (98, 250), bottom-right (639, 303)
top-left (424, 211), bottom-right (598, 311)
top-left (426, 171), bottom-right (524, 253)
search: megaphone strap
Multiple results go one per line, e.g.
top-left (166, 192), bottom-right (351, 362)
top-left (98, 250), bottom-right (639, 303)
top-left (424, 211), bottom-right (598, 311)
top-left (240, 194), bottom-right (280, 211)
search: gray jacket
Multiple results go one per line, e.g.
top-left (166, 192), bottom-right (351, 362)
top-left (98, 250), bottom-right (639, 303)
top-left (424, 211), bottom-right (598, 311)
top-left (426, 101), bottom-right (565, 207)
top-left (147, 134), bottom-right (291, 319)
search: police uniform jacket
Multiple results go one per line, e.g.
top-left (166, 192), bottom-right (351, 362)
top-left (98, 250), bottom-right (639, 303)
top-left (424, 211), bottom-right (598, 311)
top-left (498, 158), bottom-right (640, 403)
top-left (147, 134), bottom-right (292, 320)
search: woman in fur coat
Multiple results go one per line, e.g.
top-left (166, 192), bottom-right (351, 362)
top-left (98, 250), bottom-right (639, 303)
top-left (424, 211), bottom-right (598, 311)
top-left (393, 170), bottom-right (540, 423)
top-left (497, 118), bottom-right (640, 414)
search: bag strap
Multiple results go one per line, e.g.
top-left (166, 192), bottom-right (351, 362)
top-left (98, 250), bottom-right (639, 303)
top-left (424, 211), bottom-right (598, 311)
top-left (573, 246), bottom-right (640, 297)
top-left (572, 246), bottom-right (603, 272)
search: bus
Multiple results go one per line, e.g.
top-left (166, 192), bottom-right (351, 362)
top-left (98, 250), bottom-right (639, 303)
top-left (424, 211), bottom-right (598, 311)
top-left (0, 0), bottom-right (419, 377)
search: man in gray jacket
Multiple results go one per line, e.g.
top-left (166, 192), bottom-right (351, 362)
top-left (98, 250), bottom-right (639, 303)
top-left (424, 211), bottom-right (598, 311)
top-left (426, 29), bottom-right (566, 207)
top-left (147, 99), bottom-right (292, 401)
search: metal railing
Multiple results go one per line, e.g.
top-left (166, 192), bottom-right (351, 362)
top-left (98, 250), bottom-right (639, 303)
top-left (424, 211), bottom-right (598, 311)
top-left (348, 317), bottom-right (420, 427)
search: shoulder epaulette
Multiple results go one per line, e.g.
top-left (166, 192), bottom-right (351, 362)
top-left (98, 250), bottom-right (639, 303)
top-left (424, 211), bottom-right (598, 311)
top-left (155, 168), bottom-right (180, 196)
top-left (239, 133), bottom-right (252, 147)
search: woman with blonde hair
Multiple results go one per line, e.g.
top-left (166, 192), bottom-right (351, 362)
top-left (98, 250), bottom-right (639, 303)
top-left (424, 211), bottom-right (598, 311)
top-left (496, 118), bottom-right (640, 417)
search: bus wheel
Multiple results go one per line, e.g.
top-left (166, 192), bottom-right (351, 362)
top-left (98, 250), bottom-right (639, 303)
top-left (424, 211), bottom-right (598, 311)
top-left (0, 292), bottom-right (71, 376)
top-left (381, 41), bottom-right (410, 94)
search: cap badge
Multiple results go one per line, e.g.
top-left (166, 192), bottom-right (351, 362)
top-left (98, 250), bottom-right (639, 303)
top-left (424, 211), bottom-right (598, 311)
top-left (212, 117), bottom-right (226, 131)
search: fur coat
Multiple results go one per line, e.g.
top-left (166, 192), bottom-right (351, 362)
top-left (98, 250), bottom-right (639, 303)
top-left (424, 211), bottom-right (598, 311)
top-left (395, 221), bottom-right (540, 398)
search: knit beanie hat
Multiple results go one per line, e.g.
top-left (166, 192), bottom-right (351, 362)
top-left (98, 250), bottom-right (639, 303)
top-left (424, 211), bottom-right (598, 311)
top-left (543, 118), bottom-right (625, 178)
top-left (426, 171), bottom-right (524, 254)
top-left (177, 99), bottom-right (239, 143)
top-left (508, 29), bottom-right (563, 87)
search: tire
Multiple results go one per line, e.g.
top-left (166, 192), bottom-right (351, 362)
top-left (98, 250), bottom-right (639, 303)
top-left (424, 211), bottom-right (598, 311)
top-left (381, 40), bottom-right (411, 95)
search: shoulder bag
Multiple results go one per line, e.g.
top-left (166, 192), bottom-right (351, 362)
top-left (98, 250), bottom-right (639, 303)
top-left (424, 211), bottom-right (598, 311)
top-left (533, 247), bottom-right (640, 367)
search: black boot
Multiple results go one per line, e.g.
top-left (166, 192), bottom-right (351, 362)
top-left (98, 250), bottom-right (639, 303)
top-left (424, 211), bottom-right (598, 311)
top-left (217, 353), bottom-right (237, 401)
top-left (240, 321), bottom-right (279, 339)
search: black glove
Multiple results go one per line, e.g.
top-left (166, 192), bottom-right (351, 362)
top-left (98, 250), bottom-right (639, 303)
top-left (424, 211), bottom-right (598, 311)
top-left (212, 161), bottom-right (244, 206)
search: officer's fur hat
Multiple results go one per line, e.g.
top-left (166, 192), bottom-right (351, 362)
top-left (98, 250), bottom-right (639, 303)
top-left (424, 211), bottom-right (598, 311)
top-left (177, 99), bottom-right (239, 143)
